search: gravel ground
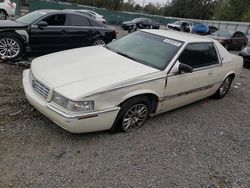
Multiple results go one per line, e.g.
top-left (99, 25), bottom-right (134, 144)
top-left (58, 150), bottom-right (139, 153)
top-left (0, 26), bottom-right (250, 188)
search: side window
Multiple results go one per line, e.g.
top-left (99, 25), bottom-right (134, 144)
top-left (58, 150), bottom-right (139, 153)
top-left (89, 19), bottom-right (101, 27)
top-left (179, 43), bottom-right (219, 69)
top-left (69, 15), bottom-right (90, 26)
top-left (42, 14), bottom-right (66, 26)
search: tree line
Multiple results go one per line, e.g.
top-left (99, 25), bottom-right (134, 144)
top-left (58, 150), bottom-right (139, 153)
top-left (65, 0), bottom-right (250, 21)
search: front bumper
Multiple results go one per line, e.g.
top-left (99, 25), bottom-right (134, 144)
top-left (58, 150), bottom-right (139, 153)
top-left (22, 69), bottom-right (120, 133)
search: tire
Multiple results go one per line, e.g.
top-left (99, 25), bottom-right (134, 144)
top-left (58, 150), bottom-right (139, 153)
top-left (111, 96), bottom-right (150, 133)
top-left (213, 76), bottom-right (233, 99)
top-left (93, 38), bottom-right (106, 46)
top-left (0, 10), bottom-right (7, 20)
top-left (0, 33), bottom-right (25, 60)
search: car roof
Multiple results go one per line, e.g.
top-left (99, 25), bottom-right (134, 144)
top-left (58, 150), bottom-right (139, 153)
top-left (143, 29), bottom-right (214, 43)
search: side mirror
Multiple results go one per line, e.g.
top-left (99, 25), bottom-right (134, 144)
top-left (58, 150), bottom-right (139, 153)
top-left (178, 62), bottom-right (193, 73)
top-left (37, 21), bottom-right (48, 29)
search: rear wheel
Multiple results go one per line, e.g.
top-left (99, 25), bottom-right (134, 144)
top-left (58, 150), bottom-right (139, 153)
top-left (111, 96), bottom-right (150, 132)
top-left (213, 76), bottom-right (233, 99)
top-left (0, 33), bottom-right (24, 60)
top-left (0, 10), bottom-right (7, 20)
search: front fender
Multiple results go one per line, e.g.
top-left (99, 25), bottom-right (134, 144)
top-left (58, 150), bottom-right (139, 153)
top-left (115, 89), bottom-right (160, 106)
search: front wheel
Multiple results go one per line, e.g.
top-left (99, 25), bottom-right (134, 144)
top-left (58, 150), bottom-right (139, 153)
top-left (111, 97), bottom-right (150, 132)
top-left (213, 76), bottom-right (233, 99)
top-left (0, 34), bottom-right (24, 60)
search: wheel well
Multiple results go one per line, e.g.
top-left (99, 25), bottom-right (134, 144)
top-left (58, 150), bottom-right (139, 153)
top-left (0, 9), bottom-right (7, 15)
top-left (0, 31), bottom-right (25, 44)
top-left (119, 94), bottom-right (159, 113)
top-left (228, 73), bottom-right (235, 80)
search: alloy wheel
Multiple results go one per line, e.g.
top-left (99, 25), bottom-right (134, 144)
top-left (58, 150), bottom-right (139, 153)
top-left (219, 77), bottom-right (231, 96)
top-left (94, 39), bottom-right (105, 46)
top-left (0, 38), bottom-right (20, 59)
top-left (122, 103), bottom-right (148, 132)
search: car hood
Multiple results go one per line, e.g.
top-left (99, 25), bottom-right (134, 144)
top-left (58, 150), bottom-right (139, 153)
top-left (31, 46), bottom-right (158, 100)
top-left (0, 20), bottom-right (28, 29)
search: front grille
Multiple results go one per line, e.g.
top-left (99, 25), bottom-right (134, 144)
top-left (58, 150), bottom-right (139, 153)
top-left (30, 73), bottom-right (50, 98)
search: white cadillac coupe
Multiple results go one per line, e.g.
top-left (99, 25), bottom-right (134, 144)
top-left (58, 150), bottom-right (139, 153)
top-left (23, 30), bottom-right (243, 133)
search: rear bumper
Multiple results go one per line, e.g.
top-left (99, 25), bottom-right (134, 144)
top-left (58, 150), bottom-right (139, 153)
top-left (22, 69), bottom-right (120, 133)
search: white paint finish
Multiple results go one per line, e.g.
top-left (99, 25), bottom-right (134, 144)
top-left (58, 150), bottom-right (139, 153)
top-left (0, 0), bottom-right (15, 16)
top-left (23, 70), bottom-right (119, 133)
top-left (23, 30), bottom-right (243, 133)
top-left (31, 46), bottom-right (159, 100)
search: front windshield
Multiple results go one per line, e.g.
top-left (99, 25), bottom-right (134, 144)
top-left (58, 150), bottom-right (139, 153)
top-left (15, 11), bottom-right (48, 24)
top-left (106, 31), bottom-right (183, 70)
top-left (212, 31), bottom-right (232, 38)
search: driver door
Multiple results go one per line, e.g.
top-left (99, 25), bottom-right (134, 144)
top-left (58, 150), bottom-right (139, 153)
top-left (162, 42), bottom-right (221, 111)
top-left (29, 13), bottom-right (69, 52)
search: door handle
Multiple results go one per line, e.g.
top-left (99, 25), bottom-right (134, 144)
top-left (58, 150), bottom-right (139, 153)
top-left (208, 72), bottom-right (213, 76)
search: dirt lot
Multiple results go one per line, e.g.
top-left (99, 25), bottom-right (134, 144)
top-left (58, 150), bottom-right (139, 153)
top-left (0, 27), bottom-right (250, 187)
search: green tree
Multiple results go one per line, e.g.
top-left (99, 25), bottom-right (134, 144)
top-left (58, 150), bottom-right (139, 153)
top-left (164, 0), bottom-right (217, 19)
top-left (214, 0), bottom-right (250, 21)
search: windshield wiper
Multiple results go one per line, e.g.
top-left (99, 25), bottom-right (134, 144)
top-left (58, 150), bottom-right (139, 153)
top-left (115, 51), bottom-right (159, 69)
top-left (115, 51), bottom-right (142, 62)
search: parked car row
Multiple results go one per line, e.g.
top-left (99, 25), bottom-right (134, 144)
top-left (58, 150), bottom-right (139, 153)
top-left (0, 9), bottom-right (116, 60)
top-left (166, 21), bottom-right (217, 35)
top-left (166, 20), bottom-right (248, 51)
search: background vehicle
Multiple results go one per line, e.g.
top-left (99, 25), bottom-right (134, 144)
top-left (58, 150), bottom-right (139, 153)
top-left (121, 18), bottom-right (160, 30)
top-left (207, 30), bottom-right (248, 50)
top-left (23, 30), bottom-right (243, 133)
top-left (192, 23), bottom-right (218, 35)
top-left (66, 9), bottom-right (106, 24)
top-left (0, 0), bottom-right (16, 20)
top-left (167, 21), bottom-right (193, 32)
top-left (0, 9), bottom-right (116, 60)
top-left (239, 47), bottom-right (250, 67)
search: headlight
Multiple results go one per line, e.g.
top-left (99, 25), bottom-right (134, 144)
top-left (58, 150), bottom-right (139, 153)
top-left (52, 92), bottom-right (94, 112)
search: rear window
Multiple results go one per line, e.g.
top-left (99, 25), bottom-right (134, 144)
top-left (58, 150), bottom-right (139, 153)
top-left (69, 15), bottom-right (90, 26)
